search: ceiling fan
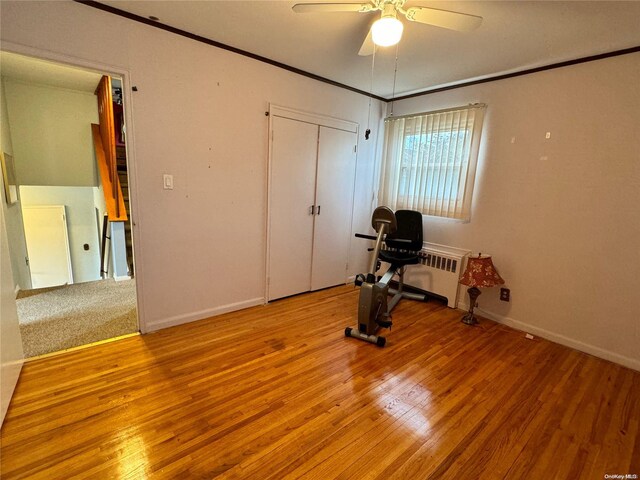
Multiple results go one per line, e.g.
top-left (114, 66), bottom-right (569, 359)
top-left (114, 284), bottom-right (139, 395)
top-left (292, 0), bottom-right (482, 55)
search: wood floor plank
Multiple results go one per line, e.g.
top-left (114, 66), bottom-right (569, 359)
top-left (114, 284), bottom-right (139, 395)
top-left (1, 285), bottom-right (638, 479)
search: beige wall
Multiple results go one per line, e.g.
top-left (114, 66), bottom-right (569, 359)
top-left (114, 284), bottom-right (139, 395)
top-left (0, 78), bottom-right (31, 290)
top-left (3, 80), bottom-right (99, 187)
top-left (389, 53), bottom-right (640, 369)
top-left (0, 1), bottom-right (385, 331)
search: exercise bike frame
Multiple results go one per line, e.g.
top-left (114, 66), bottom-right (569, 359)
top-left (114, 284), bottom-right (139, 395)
top-left (346, 209), bottom-right (425, 347)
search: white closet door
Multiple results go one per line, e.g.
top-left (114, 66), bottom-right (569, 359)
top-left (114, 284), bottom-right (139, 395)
top-left (311, 126), bottom-right (357, 290)
top-left (268, 116), bottom-right (319, 301)
top-left (22, 205), bottom-right (73, 289)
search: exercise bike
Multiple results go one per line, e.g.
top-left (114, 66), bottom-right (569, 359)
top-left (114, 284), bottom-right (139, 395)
top-left (345, 206), bottom-right (426, 347)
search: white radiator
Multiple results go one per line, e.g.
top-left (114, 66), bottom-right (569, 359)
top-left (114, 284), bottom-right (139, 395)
top-left (403, 242), bottom-right (470, 308)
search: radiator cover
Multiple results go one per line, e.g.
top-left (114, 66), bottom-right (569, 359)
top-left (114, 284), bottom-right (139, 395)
top-left (403, 242), bottom-right (470, 308)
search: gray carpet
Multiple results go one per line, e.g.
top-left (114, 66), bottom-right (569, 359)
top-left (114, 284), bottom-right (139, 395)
top-left (17, 278), bottom-right (138, 358)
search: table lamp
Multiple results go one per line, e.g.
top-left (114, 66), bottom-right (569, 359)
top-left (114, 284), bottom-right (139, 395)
top-left (459, 254), bottom-right (505, 325)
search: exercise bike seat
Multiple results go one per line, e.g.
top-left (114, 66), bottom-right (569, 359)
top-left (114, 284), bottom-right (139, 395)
top-left (379, 249), bottom-right (420, 266)
top-left (379, 210), bottom-right (423, 267)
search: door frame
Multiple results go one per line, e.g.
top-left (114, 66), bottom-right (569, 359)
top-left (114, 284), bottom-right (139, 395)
top-left (0, 41), bottom-right (149, 333)
top-left (265, 104), bottom-right (358, 303)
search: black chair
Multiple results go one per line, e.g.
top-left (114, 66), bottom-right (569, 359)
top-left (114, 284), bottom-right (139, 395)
top-left (379, 209), bottom-right (424, 267)
top-left (374, 209), bottom-right (426, 317)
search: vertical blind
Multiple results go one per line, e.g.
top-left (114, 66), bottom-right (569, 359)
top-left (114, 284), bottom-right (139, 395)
top-left (378, 104), bottom-right (486, 221)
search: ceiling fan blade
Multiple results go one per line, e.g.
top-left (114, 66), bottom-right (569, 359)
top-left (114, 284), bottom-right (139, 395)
top-left (404, 7), bottom-right (482, 31)
top-left (358, 29), bottom-right (374, 56)
top-left (292, 3), bottom-right (374, 14)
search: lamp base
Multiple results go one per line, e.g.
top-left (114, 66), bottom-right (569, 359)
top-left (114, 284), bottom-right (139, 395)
top-left (461, 312), bottom-right (478, 325)
top-left (461, 286), bottom-right (481, 326)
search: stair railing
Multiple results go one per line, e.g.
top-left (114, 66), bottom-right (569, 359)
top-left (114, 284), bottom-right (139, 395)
top-left (94, 75), bottom-right (131, 279)
top-left (94, 75), bottom-right (124, 220)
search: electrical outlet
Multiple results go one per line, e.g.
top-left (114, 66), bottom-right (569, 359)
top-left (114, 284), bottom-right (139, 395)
top-left (500, 287), bottom-right (510, 302)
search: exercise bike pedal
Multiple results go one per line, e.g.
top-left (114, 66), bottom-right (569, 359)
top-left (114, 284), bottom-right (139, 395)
top-left (376, 315), bottom-right (393, 329)
top-left (354, 274), bottom-right (366, 287)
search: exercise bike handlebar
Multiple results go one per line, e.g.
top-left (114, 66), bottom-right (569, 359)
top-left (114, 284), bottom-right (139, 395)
top-left (354, 233), bottom-right (377, 240)
top-left (355, 233), bottom-right (414, 244)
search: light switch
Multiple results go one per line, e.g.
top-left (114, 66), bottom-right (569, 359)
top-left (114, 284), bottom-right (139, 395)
top-left (163, 174), bottom-right (173, 190)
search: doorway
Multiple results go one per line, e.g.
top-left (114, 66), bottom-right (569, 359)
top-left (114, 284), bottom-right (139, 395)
top-left (0, 50), bottom-right (139, 357)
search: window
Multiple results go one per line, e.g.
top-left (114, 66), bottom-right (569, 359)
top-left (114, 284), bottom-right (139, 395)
top-left (378, 104), bottom-right (486, 221)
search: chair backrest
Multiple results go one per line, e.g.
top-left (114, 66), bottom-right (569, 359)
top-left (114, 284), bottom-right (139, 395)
top-left (385, 210), bottom-right (423, 252)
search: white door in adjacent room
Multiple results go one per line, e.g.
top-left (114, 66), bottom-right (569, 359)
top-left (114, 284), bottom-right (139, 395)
top-left (22, 205), bottom-right (73, 288)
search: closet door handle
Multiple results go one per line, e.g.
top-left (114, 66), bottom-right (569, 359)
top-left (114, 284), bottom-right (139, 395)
top-left (316, 205), bottom-right (321, 215)
top-left (309, 205), bottom-right (315, 215)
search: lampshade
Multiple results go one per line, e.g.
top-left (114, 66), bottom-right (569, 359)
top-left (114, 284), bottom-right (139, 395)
top-left (459, 254), bottom-right (505, 288)
top-left (371, 16), bottom-right (404, 47)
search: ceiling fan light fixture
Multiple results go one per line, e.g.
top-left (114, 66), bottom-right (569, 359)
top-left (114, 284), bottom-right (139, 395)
top-left (371, 16), bottom-right (403, 47)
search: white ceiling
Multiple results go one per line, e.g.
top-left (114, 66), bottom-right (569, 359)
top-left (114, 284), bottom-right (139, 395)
top-left (0, 51), bottom-right (104, 92)
top-left (98, 1), bottom-right (640, 99)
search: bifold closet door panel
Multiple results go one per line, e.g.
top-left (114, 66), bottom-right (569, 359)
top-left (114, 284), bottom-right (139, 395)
top-left (268, 116), bottom-right (318, 301)
top-left (311, 126), bottom-right (357, 291)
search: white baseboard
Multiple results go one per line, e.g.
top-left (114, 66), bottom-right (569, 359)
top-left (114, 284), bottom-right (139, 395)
top-left (459, 301), bottom-right (640, 372)
top-left (114, 275), bottom-right (132, 282)
top-left (146, 297), bottom-right (265, 332)
top-left (346, 275), bottom-right (356, 284)
top-left (14, 284), bottom-right (20, 297)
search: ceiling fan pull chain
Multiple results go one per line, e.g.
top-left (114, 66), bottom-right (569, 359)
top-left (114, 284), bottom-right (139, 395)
top-left (390, 42), bottom-right (399, 116)
top-left (365, 44), bottom-right (376, 140)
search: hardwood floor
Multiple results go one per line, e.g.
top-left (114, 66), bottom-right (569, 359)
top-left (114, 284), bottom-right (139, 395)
top-left (1, 286), bottom-right (638, 479)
